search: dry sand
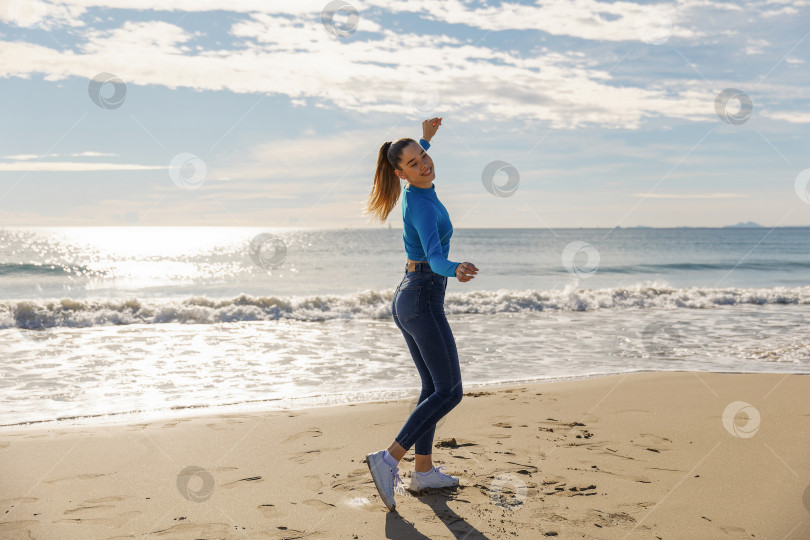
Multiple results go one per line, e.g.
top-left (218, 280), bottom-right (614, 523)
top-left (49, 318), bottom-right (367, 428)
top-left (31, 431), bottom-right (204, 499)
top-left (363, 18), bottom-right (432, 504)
top-left (1, 371), bottom-right (808, 539)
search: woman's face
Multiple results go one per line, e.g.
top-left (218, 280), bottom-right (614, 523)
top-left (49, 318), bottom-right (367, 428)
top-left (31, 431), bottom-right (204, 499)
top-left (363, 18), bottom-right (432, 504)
top-left (395, 142), bottom-right (435, 185)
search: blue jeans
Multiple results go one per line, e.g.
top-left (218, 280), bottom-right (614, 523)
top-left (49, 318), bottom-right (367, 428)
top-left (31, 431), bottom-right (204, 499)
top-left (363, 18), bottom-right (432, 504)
top-left (391, 262), bottom-right (463, 455)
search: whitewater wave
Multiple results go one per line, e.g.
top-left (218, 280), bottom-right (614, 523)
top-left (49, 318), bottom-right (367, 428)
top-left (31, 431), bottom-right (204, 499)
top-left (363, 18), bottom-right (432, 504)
top-left (2, 282), bottom-right (810, 330)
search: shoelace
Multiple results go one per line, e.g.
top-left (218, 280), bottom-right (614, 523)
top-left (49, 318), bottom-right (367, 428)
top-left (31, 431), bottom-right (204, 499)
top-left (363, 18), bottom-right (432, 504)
top-left (392, 467), bottom-right (408, 496)
top-left (433, 465), bottom-right (456, 481)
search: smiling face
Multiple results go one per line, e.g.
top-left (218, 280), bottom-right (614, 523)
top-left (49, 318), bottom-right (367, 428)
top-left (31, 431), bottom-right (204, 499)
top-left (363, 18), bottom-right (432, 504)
top-left (394, 141), bottom-right (435, 187)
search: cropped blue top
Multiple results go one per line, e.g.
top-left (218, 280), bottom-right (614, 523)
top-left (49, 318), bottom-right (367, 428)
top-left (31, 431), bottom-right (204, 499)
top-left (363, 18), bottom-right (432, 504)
top-left (400, 138), bottom-right (460, 278)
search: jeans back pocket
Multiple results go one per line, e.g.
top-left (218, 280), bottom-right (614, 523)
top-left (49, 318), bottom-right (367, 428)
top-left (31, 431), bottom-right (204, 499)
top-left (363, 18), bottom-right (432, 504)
top-left (395, 285), bottom-right (422, 322)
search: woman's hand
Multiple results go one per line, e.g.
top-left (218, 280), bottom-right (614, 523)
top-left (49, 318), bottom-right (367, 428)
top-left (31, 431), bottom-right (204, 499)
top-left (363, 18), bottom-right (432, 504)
top-left (454, 262), bottom-right (478, 282)
top-left (422, 117), bottom-right (442, 142)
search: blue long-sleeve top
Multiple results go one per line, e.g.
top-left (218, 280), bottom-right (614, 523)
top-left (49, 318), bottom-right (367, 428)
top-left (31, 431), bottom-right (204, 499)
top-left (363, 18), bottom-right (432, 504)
top-left (400, 138), bottom-right (460, 278)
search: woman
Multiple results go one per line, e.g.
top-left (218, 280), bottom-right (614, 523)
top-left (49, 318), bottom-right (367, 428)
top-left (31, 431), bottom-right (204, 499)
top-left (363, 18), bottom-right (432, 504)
top-left (362, 117), bottom-right (479, 511)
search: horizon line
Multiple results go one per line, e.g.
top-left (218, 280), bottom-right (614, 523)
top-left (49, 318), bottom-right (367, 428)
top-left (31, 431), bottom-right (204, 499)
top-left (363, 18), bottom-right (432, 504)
top-left (2, 225), bottom-right (809, 229)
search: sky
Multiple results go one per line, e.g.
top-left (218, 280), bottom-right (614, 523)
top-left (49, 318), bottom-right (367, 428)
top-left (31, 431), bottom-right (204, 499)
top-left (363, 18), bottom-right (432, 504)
top-left (0, 0), bottom-right (809, 228)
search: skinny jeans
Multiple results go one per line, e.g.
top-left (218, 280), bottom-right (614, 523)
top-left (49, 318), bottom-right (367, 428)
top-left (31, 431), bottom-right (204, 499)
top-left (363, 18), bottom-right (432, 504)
top-left (391, 262), bottom-right (463, 455)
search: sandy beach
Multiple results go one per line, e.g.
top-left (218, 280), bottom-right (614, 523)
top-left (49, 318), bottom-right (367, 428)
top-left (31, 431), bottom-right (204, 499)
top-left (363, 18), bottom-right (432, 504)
top-left (1, 371), bottom-right (808, 539)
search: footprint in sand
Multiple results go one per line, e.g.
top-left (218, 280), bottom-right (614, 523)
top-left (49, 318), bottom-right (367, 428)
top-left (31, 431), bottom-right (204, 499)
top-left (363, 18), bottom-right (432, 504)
top-left (0, 519), bottom-right (40, 537)
top-left (303, 474), bottom-right (324, 491)
top-left (504, 461), bottom-right (539, 475)
top-left (541, 478), bottom-right (559, 485)
top-left (85, 496), bottom-right (125, 503)
top-left (618, 501), bottom-right (655, 512)
top-left (1, 496), bottom-right (38, 508)
top-left (639, 432), bottom-right (672, 444)
top-left (64, 504), bottom-right (117, 515)
top-left (54, 510), bottom-right (141, 528)
top-left (258, 503), bottom-right (281, 519)
top-left (282, 427), bottom-right (322, 444)
top-left (220, 476), bottom-right (264, 489)
top-left (541, 476), bottom-right (598, 497)
top-left (148, 522), bottom-right (231, 537)
top-left (585, 509), bottom-right (635, 527)
top-left (288, 446), bottom-right (341, 464)
top-left (330, 468), bottom-right (369, 492)
top-left (536, 511), bottom-right (568, 525)
top-left (44, 473), bottom-right (109, 484)
top-left (720, 525), bottom-right (755, 536)
top-left (204, 417), bottom-right (248, 430)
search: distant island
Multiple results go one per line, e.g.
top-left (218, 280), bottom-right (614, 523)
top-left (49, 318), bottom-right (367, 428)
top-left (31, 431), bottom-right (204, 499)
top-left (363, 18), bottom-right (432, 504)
top-left (618, 222), bottom-right (766, 229)
top-left (722, 221), bottom-right (764, 228)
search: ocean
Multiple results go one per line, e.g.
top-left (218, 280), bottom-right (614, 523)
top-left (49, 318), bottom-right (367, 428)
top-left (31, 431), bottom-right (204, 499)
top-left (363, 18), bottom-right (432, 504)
top-left (1, 226), bottom-right (808, 430)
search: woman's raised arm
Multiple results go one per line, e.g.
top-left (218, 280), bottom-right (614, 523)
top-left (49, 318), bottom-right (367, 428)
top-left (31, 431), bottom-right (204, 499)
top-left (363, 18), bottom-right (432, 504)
top-left (421, 117), bottom-right (442, 146)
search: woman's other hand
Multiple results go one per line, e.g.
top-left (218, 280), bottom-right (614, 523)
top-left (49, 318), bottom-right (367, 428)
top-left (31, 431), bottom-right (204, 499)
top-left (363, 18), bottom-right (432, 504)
top-left (422, 117), bottom-right (442, 142)
top-left (454, 262), bottom-right (478, 282)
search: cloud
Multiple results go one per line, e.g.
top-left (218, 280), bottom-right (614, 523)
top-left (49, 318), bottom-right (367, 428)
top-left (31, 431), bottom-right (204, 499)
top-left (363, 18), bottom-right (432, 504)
top-left (0, 151), bottom-right (118, 160)
top-left (759, 111), bottom-right (810, 123)
top-left (0, 0), bottom-right (726, 42)
top-left (0, 17), bottom-right (721, 130)
top-left (0, 161), bottom-right (162, 171)
top-left (744, 38), bottom-right (771, 54)
top-left (72, 151), bottom-right (117, 157)
top-left (0, 0), bottom-right (317, 29)
top-left (0, 1), bottom-right (807, 131)
top-left (380, 0), bottom-right (712, 42)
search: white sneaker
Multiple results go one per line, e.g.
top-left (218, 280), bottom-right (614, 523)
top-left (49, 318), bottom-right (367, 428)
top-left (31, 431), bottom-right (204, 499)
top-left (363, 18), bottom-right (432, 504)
top-left (366, 450), bottom-right (407, 511)
top-left (407, 465), bottom-right (460, 493)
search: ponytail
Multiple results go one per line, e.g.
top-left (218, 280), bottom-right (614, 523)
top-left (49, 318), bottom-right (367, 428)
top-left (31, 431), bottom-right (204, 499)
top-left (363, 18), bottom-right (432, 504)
top-left (363, 137), bottom-right (416, 224)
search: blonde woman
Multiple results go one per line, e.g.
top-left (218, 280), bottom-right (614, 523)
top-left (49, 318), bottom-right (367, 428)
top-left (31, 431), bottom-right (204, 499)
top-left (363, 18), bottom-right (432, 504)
top-left (363, 117), bottom-right (479, 511)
